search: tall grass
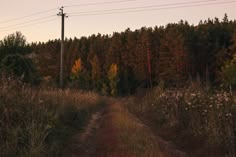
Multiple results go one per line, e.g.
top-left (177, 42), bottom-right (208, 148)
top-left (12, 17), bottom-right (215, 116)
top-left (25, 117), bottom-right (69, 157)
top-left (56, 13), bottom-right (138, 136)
top-left (127, 84), bottom-right (235, 157)
top-left (0, 76), bottom-right (104, 157)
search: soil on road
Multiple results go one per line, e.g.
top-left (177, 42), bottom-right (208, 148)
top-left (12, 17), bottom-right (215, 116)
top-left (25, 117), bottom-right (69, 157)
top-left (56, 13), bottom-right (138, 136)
top-left (63, 101), bottom-right (187, 157)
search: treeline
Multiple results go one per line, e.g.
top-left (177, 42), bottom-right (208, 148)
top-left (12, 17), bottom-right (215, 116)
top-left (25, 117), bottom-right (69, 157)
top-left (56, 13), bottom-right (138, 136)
top-left (1, 14), bottom-right (236, 94)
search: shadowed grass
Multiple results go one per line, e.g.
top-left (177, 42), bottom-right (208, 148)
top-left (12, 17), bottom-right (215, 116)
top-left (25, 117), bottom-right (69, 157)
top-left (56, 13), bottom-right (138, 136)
top-left (0, 77), bottom-right (104, 157)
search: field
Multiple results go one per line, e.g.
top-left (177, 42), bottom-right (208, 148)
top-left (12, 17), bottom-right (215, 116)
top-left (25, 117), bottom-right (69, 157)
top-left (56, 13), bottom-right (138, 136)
top-left (0, 77), bottom-right (235, 157)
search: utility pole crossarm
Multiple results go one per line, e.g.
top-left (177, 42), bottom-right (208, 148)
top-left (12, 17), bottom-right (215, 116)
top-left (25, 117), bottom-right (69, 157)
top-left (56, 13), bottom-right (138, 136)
top-left (57, 7), bottom-right (67, 88)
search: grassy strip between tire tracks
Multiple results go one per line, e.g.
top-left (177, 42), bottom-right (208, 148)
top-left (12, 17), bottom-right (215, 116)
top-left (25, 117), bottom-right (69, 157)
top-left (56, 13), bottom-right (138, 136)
top-left (96, 102), bottom-right (166, 157)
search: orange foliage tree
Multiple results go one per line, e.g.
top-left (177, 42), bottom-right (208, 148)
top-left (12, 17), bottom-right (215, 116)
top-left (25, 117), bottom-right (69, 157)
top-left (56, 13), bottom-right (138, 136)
top-left (71, 58), bottom-right (83, 79)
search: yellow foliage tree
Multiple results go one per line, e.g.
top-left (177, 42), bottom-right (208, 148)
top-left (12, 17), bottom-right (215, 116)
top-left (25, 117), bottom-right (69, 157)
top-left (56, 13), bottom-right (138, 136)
top-left (109, 64), bottom-right (118, 76)
top-left (108, 63), bottom-right (119, 96)
top-left (71, 58), bottom-right (82, 76)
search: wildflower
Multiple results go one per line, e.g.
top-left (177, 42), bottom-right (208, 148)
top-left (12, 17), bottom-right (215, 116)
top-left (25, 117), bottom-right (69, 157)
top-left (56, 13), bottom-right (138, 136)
top-left (225, 97), bottom-right (230, 102)
top-left (39, 98), bottom-right (44, 104)
top-left (191, 93), bottom-right (196, 97)
top-left (226, 113), bottom-right (232, 117)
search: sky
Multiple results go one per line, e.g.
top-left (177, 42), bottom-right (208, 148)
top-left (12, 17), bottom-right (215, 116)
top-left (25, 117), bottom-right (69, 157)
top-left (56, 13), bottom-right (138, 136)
top-left (0, 0), bottom-right (236, 42)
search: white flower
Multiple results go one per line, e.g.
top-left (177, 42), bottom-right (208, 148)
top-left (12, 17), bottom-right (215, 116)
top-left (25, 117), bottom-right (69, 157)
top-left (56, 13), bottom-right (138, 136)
top-left (191, 93), bottom-right (196, 97)
top-left (225, 97), bottom-right (230, 102)
top-left (226, 113), bottom-right (232, 117)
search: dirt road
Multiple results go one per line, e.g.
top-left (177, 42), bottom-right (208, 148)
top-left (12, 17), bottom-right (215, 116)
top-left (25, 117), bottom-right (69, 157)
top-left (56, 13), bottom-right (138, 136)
top-left (63, 102), bottom-right (187, 157)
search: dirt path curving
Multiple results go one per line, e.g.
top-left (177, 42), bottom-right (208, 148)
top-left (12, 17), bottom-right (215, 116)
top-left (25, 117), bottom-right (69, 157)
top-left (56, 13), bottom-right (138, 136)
top-left (63, 110), bottom-right (104, 157)
top-left (63, 101), bottom-right (187, 157)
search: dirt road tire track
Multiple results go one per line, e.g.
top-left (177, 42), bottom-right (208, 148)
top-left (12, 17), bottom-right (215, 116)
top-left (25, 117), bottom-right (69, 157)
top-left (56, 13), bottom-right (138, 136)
top-left (63, 110), bottom-right (104, 157)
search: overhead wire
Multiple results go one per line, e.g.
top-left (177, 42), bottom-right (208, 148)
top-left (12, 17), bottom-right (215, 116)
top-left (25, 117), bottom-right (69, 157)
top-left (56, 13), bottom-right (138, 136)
top-left (0, 0), bottom-right (235, 34)
top-left (64, 0), bottom-right (137, 8)
top-left (69, 0), bottom-right (236, 17)
top-left (0, 0), bottom-right (141, 25)
top-left (68, 0), bottom-right (218, 15)
top-left (0, 18), bottom-right (58, 33)
top-left (0, 0), bottom-right (139, 33)
top-left (0, 7), bottom-right (58, 24)
top-left (0, 0), bottom-right (140, 32)
top-left (0, 15), bottom-right (57, 30)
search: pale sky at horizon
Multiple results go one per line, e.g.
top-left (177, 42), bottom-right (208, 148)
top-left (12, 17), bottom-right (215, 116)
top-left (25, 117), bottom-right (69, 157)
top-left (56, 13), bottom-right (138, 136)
top-left (0, 0), bottom-right (236, 42)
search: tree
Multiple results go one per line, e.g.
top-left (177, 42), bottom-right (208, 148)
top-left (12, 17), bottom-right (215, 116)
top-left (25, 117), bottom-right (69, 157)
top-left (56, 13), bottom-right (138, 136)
top-left (0, 32), bottom-right (30, 58)
top-left (26, 16), bottom-right (236, 90)
top-left (221, 33), bottom-right (236, 89)
top-left (221, 53), bottom-right (236, 90)
top-left (158, 25), bottom-right (188, 86)
top-left (70, 58), bottom-right (90, 89)
top-left (0, 32), bottom-right (36, 83)
top-left (108, 64), bottom-right (119, 96)
top-left (90, 55), bottom-right (102, 90)
top-left (71, 58), bottom-right (83, 78)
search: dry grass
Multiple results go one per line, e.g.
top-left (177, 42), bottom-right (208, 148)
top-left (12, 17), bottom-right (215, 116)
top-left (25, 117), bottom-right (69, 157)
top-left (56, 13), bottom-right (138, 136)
top-left (0, 76), bottom-right (104, 157)
top-left (127, 85), bottom-right (236, 157)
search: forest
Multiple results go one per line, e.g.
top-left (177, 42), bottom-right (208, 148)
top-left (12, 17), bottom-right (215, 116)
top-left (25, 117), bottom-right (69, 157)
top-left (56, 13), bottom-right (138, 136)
top-left (0, 14), bottom-right (235, 93)
top-left (26, 14), bottom-right (236, 94)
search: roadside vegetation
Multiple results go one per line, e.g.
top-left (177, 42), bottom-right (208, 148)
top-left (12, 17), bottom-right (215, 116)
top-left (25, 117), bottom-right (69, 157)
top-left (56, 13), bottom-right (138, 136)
top-left (0, 76), bottom-right (105, 157)
top-left (126, 82), bottom-right (236, 157)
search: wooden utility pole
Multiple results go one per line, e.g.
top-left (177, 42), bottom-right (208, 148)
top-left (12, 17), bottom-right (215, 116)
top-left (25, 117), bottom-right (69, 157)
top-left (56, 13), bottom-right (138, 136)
top-left (57, 7), bottom-right (67, 88)
top-left (147, 47), bottom-right (152, 89)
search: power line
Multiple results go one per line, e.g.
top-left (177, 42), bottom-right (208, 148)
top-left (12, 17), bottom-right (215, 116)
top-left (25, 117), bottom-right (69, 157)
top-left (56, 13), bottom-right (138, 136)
top-left (69, 0), bottom-right (236, 17)
top-left (64, 0), bottom-right (137, 8)
top-left (0, 8), bottom-right (58, 24)
top-left (68, 0), bottom-right (218, 15)
top-left (0, 0), bottom-right (138, 30)
top-left (0, 0), bottom-right (234, 37)
top-left (0, 18), bottom-right (58, 33)
top-left (0, 15), bottom-right (56, 30)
